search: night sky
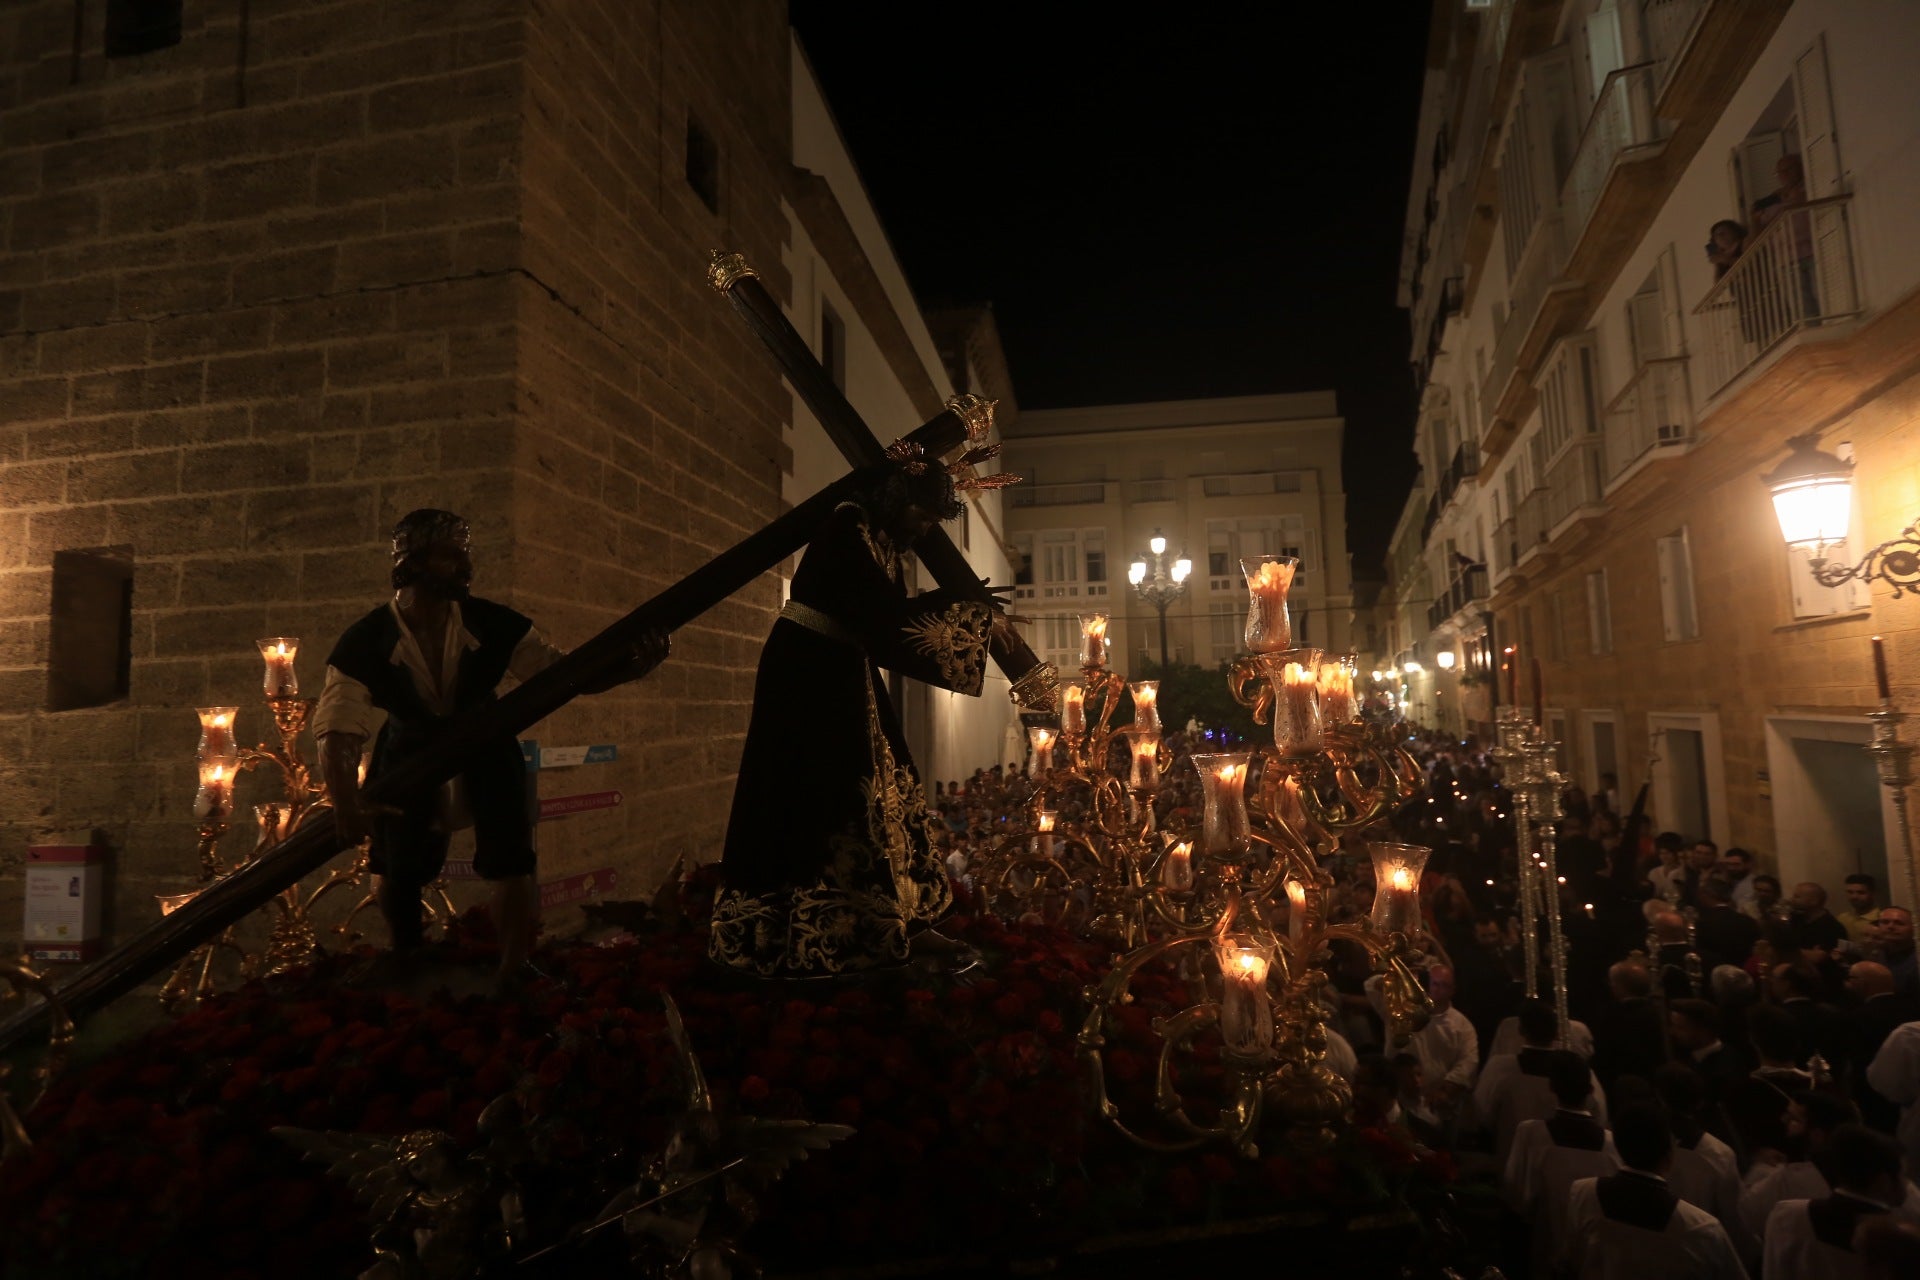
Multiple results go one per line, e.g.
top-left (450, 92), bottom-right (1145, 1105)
top-left (789, 3), bottom-right (1432, 576)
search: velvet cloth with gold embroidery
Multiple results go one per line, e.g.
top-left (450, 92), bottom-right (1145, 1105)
top-left (711, 502), bottom-right (992, 977)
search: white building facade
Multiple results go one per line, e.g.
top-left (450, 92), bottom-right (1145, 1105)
top-left (1393, 0), bottom-right (1920, 893)
top-left (1002, 394), bottom-right (1353, 684)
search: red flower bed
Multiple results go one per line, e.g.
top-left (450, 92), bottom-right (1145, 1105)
top-left (0, 885), bottom-right (1452, 1277)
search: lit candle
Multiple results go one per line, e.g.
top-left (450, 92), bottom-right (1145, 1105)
top-left (258, 637), bottom-right (300, 698)
top-left (1079, 613), bottom-right (1110, 669)
top-left (1274, 773), bottom-right (1307, 833)
top-left (1873, 635), bottom-right (1892, 701)
top-left (194, 760), bottom-right (234, 819)
top-left (1316, 659), bottom-right (1355, 723)
top-left (1033, 808), bottom-right (1057, 859)
top-left (1192, 753), bottom-right (1251, 854)
top-left (1504, 646), bottom-right (1518, 709)
top-left (1368, 842), bottom-right (1431, 936)
top-left (1269, 651), bottom-right (1323, 755)
top-left (1127, 730), bottom-right (1161, 792)
top-left (195, 706), bottom-right (240, 765)
top-left (1240, 555), bottom-right (1298, 654)
top-left (1028, 725), bottom-right (1057, 773)
top-left (1129, 679), bottom-right (1161, 734)
top-left (1163, 840), bottom-right (1194, 891)
top-left (1285, 877), bottom-right (1308, 944)
top-left (1212, 933), bottom-right (1276, 1056)
top-left (1061, 683), bottom-right (1086, 734)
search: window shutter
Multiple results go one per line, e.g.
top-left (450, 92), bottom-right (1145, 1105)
top-left (1793, 35), bottom-right (1842, 196)
top-left (1657, 529), bottom-right (1698, 641)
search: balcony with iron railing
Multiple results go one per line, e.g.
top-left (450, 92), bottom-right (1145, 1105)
top-left (1426, 563), bottom-right (1490, 632)
top-left (1491, 515), bottom-right (1518, 580)
top-left (1544, 435), bottom-right (1606, 534)
top-left (1479, 211), bottom-right (1569, 449)
top-left (1603, 355), bottom-right (1694, 484)
top-left (1693, 194), bottom-right (1861, 400)
top-left (1515, 487), bottom-right (1550, 564)
top-left (1561, 62), bottom-right (1668, 260)
top-left (1127, 479), bottom-right (1176, 503)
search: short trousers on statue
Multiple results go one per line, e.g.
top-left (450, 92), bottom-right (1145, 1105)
top-left (369, 816), bottom-right (536, 886)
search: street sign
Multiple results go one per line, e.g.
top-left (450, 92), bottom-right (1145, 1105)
top-left (538, 790), bottom-right (623, 820)
top-left (536, 744), bottom-right (618, 769)
top-left (541, 867), bottom-right (616, 909)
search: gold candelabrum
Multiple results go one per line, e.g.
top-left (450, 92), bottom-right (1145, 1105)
top-left (0, 953), bottom-right (74, 1164)
top-left (1492, 706), bottom-right (1572, 1039)
top-left (161, 638), bottom-right (378, 1011)
top-left (1056, 556), bottom-right (1437, 1155)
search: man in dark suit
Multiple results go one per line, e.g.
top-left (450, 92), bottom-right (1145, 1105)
top-left (1845, 961), bottom-right (1920, 1133)
top-left (1592, 959), bottom-right (1669, 1093)
top-left (1695, 877), bottom-right (1761, 973)
top-left (1771, 962), bottom-right (1850, 1075)
top-left (1669, 998), bottom-right (1754, 1120)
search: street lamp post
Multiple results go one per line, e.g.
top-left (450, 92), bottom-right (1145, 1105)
top-left (1129, 533), bottom-right (1191, 673)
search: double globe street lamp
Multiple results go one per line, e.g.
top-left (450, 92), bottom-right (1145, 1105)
top-left (1129, 533), bottom-right (1192, 673)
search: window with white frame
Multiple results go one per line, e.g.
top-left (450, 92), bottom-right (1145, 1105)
top-left (1036, 615), bottom-right (1081, 671)
top-left (1536, 333), bottom-right (1601, 463)
top-left (1656, 527), bottom-right (1700, 641)
top-left (1206, 517), bottom-right (1279, 578)
top-left (1033, 528), bottom-right (1111, 600)
top-left (1786, 442), bottom-right (1869, 619)
top-left (1586, 569), bottom-right (1613, 655)
top-left (1209, 600), bottom-right (1241, 665)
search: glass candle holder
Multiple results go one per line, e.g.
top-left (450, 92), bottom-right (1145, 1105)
top-left (1028, 725), bottom-right (1057, 773)
top-left (258, 637), bottom-right (300, 698)
top-left (1368, 841), bottom-right (1431, 936)
top-left (194, 760), bottom-right (235, 820)
top-left (1241, 555), bottom-right (1299, 654)
top-left (1260, 647), bottom-right (1324, 755)
top-left (156, 891), bottom-right (200, 917)
top-left (1060, 683), bottom-right (1086, 735)
top-left (1033, 808), bottom-right (1057, 859)
top-left (1162, 839), bottom-right (1195, 891)
top-left (254, 801), bottom-right (292, 854)
top-left (196, 706), bottom-right (240, 766)
top-left (1079, 613), bottom-right (1110, 669)
top-left (1212, 932), bottom-right (1276, 1056)
top-left (1128, 680), bottom-right (1161, 735)
top-left (1126, 729), bottom-right (1161, 791)
top-left (1316, 656), bottom-right (1356, 724)
top-left (1191, 752), bottom-right (1251, 856)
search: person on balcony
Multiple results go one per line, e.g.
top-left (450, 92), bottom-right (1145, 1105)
top-left (1752, 154), bottom-right (1820, 318)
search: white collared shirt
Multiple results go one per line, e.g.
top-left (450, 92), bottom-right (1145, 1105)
top-left (1562, 1172), bottom-right (1748, 1280)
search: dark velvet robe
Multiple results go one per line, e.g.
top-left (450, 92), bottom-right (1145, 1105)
top-left (710, 502), bottom-right (992, 977)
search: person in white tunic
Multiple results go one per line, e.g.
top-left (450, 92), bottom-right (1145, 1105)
top-left (1367, 965), bottom-right (1478, 1134)
top-left (1866, 1020), bottom-right (1920, 1179)
top-left (1476, 1000), bottom-right (1608, 1166)
top-left (1561, 1102), bottom-right (1748, 1280)
top-left (1505, 1052), bottom-right (1618, 1278)
top-left (1739, 1091), bottom-right (1872, 1242)
top-left (1763, 1125), bottom-right (1919, 1280)
top-left (1655, 1063), bottom-right (1752, 1264)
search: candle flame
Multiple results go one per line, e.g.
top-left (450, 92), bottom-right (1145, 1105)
top-left (1233, 951), bottom-right (1263, 975)
top-left (1286, 879), bottom-right (1306, 905)
top-left (1171, 841), bottom-right (1191, 859)
top-left (1082, 616), bottom-right (1108, 639)
top-left (1215, 762), bottom-right (1243, 783)
top-left (1390, 867), bottom-right (1414, 891)
top-left (1063, 685), bottom-right (1084, 704)
top-left (1036, 811), bottom-right (1056, 832)
top-left (1247, 560), bottom-right (1293, 591)
top-left (1283, 662), bottom-right (1314, 687)
top-left (275, 641), bottom-right (289, 658)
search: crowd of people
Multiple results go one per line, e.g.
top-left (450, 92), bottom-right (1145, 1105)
top-left (933, 724), bottom-right (1920, 1278)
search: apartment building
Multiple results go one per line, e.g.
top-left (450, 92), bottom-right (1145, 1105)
top-left (1393, 0), bottom-right (1920, 896)
top-left (1001, 394), bottom-right (1352, 682)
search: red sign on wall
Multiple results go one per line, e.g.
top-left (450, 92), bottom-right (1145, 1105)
top-left (541, 868), bottom-right (616, 909)
top-left (538, 790), bottom-right (623, 821)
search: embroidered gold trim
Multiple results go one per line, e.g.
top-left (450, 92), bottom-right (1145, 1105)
top-left (901, 602), bottom-right (991, 693)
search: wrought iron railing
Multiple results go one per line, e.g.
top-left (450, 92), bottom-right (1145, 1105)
top-left (1492, 516), bottom-right (1518, 579)
top-left (1562, 62), bottom-right (1664, 243)
top-left (1516, 488), bottom-right (1550, 560)
top-left (1603, 355), bottom-right (1694, 480)
top-left (1481, 213), bottom-right (1566, 437)
top-left (1694, 193), bottom-right (1860, 397)
top-left (1426, 564), bottom-right (1490, 631)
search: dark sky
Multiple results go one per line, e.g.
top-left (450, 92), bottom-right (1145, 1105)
top-left (788, 4), bottom-right (1431, 576)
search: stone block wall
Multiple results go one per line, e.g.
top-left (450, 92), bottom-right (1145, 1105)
top-left (0, 0), bottom-right (794, 951)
